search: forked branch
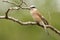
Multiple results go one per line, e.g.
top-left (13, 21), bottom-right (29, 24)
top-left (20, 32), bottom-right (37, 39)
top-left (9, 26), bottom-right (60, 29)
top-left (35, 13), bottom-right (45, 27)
top-left (0, 16), bottom-right (60, 35)
top-left (1, 0), bottom-right (60, 35)
top-left (3, 0), bottom-right (28, 7)
top-left (3, 0), bottom-right (29, 18)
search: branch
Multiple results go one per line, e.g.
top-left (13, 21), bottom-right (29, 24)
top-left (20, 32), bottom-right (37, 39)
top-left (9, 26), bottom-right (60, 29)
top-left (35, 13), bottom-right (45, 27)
top-left (3, 0), bottom-right (29, 18)
top-left (3, 0), bottom-right (28, 7)
top-left (3, 0), bottom-right (18, 6)
top-left (2, 0), bottom-right (29, 10)
top-left (4, 7), bottom-right (29, 18)
top-left (46, 25), bottom-right (60, 35)
top-left (0, 16), bottom-right (36, 25)
top-left (18, 0), bottom-right (28, 7)
top-left (0, 16), bottom-right (60, 35)
top-left (2, 0), bottom-right (60, 35)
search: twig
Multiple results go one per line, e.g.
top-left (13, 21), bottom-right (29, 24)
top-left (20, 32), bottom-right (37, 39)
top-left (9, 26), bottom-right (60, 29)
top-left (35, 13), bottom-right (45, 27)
top-left (3, 0), bottom-right (29, 18)
top-left (3, 0), bottom-right (28, 7)
top-left (18, 0), bottom-right (28, 7)
top-left (3, 0), bottom-right (18, 6)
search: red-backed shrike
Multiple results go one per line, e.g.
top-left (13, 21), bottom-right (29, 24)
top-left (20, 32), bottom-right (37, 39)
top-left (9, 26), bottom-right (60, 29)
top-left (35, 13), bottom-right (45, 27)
top-left (29, 5), bottom-right (49, 31)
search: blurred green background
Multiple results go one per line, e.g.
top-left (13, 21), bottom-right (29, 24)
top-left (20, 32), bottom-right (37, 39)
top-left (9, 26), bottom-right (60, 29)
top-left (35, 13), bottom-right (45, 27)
top-left (0, 0), bottom-right (60, 40)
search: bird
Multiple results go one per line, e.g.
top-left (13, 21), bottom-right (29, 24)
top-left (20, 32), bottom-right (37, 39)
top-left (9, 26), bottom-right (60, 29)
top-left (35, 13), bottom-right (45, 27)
top-left (29, 5), bottom-right (49, 33)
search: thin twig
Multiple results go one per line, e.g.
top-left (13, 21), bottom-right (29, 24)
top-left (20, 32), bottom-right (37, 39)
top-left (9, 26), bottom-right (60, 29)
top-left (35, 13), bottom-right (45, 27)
top-left (19, 0), bottom-right (28, 6)
top-left (3, 0), bottom-right (29, 18)
top-left (3, 0), bottom-right (18, 6)
top-left (3, 0), bottom-right (28, 7)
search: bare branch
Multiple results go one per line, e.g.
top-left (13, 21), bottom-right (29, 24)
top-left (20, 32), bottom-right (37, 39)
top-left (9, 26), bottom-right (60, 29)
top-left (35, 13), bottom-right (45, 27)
top-left (0, 16), bottom-right (36, 25)
top-left (46, 25), bottom-right (60, 35)
top-left (0, 16), bottom-right (60, 35)
top-left (3, 0), bottom-right (28, 7)
top-left (18, 0), bottom-right (28, 7)
top-left (3, 0), bottom-right (18, 6)
top-left (5, 7), bottom-right (20, 18)
top-left (5, 7), bottom-right (29, 18)
top-left (3, 0), bottom-right (29, 18)
top-left (2, 0), bottom-right (60, 36)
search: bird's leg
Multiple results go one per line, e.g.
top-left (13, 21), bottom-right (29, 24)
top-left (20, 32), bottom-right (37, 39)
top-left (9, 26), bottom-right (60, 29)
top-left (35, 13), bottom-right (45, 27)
top-left (41, 21), bottom-right (49, 35)
top-left (41, 21), bottom-right (46, 30)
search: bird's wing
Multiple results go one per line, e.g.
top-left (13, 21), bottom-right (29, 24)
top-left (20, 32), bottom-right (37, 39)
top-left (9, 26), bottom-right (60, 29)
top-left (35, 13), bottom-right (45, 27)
top-left (35, 11), bottom-right (49, 25)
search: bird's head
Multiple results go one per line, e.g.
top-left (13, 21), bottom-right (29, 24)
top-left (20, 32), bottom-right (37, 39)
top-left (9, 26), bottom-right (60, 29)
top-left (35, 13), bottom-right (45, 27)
top-left (29, 5), bottom-right (36, 9)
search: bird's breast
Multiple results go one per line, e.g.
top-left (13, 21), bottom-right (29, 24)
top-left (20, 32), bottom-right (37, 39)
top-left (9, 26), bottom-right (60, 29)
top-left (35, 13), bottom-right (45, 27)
top-left (30, 8), bottom-right (42, 22)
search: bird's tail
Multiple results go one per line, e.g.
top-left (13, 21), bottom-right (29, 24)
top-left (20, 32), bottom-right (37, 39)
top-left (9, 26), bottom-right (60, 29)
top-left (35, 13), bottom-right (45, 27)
top-left (41, 16), bottom-right (49, 25)
top-left (37, 21), bottom-right (49, 35)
